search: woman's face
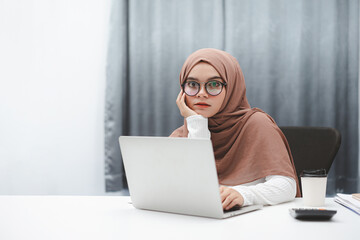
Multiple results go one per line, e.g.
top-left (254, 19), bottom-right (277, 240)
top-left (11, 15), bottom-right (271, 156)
top-left (184, 62), bottom-right (226, 118)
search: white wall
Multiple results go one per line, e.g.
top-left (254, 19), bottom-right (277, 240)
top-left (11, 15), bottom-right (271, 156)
top-left (0, 0), bottom-right (110, 195)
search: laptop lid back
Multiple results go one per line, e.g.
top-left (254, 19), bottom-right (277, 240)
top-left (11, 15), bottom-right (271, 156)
top-left (119, 136), bottom-right (224, 218)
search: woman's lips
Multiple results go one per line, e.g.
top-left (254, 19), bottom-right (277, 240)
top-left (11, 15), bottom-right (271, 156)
top-left (194, 102), bottom-right (211, 108)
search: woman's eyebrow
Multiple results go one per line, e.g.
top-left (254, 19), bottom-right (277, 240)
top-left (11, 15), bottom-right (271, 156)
top-left (186, 76), bottom-right (222, 81)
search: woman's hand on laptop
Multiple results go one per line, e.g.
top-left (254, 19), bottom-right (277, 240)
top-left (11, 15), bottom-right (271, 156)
top-left (220, 186), bottom-right (244, 210)
top-left (176, 90), bottom-right (198, 118)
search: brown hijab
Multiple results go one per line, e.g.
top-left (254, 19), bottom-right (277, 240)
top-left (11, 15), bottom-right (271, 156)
top-left (170, 48), bottom-right (301, 197)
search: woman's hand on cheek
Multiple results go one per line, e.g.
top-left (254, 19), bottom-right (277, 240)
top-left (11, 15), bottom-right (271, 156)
top-left (176, 90), bottom-right (198, 118)
top-left (220, 186), bottom-right (244, 210)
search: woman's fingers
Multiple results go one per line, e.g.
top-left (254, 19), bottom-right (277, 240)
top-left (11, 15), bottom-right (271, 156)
top-left (180, 91), bottom-right (189, 110)
top-left (180, 91), bottom-right (186, 103)
top-left (222, 192), bottom-right (236, 210)
top-left (176, 90), bottom-right (183, 106)
top-left (220, 187), bottom-right (230, 202)
top-left (176, 90), bottom-right (185, 108)
top-left (176, 91), bottom-right (185, 114)
top-left (220, 187), bottom-right (244, 210)
top-left (224, 195), bottom-right (238, 210)
top-left (175, 89), bottom-right (197, 118)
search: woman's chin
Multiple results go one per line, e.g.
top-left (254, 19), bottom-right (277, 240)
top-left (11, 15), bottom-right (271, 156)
top-left (194, 111), bottom-right (212, 118)
top-left (191, 107), bottom-right (217, 118)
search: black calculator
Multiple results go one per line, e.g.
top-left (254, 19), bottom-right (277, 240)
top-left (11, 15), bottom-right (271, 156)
top-left (289, 208), bottom-right (337, 220)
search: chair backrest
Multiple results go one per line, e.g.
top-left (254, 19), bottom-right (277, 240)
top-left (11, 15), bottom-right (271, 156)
top-left (279, 126), bottom-right (341, 193)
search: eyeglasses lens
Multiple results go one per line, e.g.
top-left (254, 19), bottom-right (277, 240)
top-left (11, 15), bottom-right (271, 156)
top-left (184, 82), bottom-right (199, 96)
top-left (206, 81), bottom-right (222, 95)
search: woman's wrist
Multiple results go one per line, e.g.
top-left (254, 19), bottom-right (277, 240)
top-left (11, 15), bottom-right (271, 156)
top-left (186, 115), bottom-right (210, 139)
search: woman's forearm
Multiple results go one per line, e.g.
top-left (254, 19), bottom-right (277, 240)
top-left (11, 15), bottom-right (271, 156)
top-left (231, 175), bottom-right (297, 206)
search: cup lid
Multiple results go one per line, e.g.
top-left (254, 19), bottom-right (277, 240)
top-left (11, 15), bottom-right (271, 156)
top-left (300, 169), bottom-right (327, 177)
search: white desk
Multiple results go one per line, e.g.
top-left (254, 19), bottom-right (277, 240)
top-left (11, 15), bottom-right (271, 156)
top-left (0, 196), bottom-right (357, 240)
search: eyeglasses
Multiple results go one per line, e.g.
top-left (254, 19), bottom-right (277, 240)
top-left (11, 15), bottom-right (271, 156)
top-left (182, 80), bottom-right (227, 96)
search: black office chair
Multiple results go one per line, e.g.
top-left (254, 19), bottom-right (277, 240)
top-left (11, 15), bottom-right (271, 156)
top-left (279, 126), bottom-right (341, 194)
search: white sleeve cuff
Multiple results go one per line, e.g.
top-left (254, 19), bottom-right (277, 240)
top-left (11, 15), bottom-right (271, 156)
top-left (230, 186), bottom-right (253, 206)
top-left (186, 115), bottom-right (211, 139)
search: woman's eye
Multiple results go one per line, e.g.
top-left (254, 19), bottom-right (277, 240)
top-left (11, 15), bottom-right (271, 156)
top-left (188, 82), bottom-right (197, 88)
top-left (208, 81), bottom-right (220, 88)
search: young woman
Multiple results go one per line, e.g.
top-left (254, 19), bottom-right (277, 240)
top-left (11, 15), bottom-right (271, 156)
top-left (170, 48), bottom-right (300, 210)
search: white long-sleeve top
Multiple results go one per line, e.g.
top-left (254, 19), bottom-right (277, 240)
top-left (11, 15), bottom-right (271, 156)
top-left (186, 115), bottom-right (296, 206)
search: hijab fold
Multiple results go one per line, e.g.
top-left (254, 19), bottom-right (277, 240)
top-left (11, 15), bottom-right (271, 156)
top-left (171, 48), bottom-right (301, 197)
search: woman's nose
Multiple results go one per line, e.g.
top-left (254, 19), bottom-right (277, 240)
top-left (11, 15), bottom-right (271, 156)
top-left (196, 85), bottom-right (208, 98)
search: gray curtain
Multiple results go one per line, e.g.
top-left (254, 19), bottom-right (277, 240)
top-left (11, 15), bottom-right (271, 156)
top-left (105, 0), bottom-right (359, 195)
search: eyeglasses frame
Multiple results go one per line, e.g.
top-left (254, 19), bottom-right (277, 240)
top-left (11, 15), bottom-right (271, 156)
top-left (181, 80), bottom-right (227, 96)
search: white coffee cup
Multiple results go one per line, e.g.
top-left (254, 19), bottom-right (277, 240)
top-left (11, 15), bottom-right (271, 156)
top-left (300, 169), bottom-right (327, 207)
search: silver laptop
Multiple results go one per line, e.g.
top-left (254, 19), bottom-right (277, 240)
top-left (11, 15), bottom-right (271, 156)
top-left (119, 136), bottom-right (262, 219)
